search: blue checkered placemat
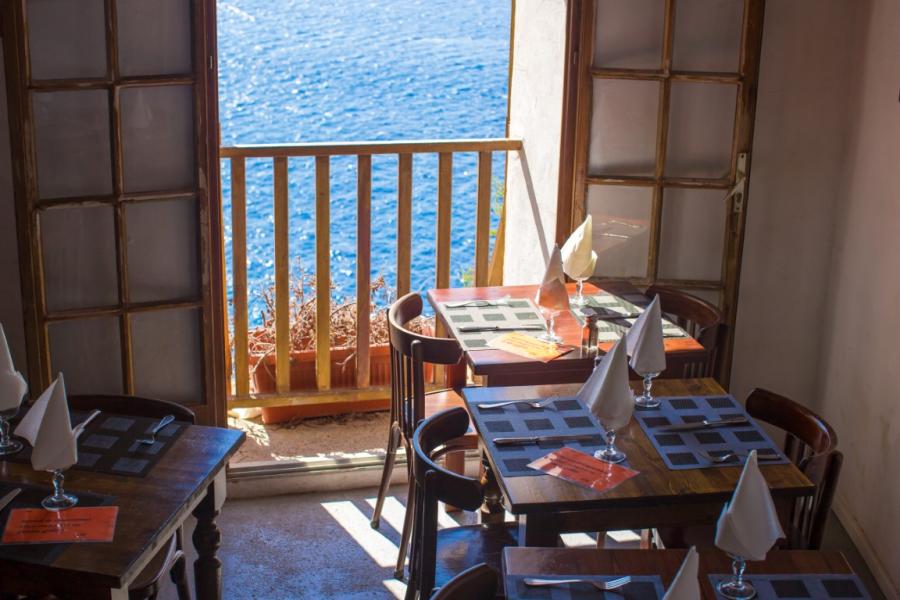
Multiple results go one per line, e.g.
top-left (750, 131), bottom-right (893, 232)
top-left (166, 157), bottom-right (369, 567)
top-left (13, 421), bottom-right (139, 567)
top-left (633, 395), bottom-right (789, 470)
top-left (506, 574), bottom-right (665, 600)
top-left (708, 573), bottom-right (871, 599)
top-left (468, 392), bottom-right (614, 478)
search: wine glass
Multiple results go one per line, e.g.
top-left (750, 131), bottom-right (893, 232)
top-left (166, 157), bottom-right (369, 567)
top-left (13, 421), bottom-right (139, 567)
top-left (0, 406), bottom-right (23, 456)
top-left (594, 419), bottom-right (626, 464)
top-left (42, 468), bottom-right (78, 511)
top-left (570, 276), bottom-right (590, 306)
top-left (537, 307), bottom-right (562, 343)
top-left (717, 555), bottom-right (756, 599)
top-left (634, 371), bottom-right (661, 409)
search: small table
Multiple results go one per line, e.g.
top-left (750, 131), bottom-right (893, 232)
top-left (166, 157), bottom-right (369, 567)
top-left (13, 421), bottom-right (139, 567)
top-left (428, 282), bottom-right (706, 386)
top-left (0, 423), bottom-right (245, 599)
top-left (504, 548), bottom-right (863, 600)
top-left (462, 378), bottom-right (814, 547)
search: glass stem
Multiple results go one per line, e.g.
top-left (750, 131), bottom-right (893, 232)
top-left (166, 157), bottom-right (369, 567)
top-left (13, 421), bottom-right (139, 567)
top-left (51, 470), bottom-right (65, 500)
top-left (605, 429), bottom-right (616, 454)
top-left (732, 556), bottom-right (746, 588)
top-left (548, 315), bottom-right (556, 338)
top-left (0, 418), bottom-right (9, 446)
top-left (642, 373), bottom-right (653, 399)
top-left (575, 278), bottom-right (584, 301)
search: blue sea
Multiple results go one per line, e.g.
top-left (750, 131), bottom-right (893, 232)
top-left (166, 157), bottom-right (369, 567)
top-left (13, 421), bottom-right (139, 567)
top-left (218, 0), bottom-right (511, 325)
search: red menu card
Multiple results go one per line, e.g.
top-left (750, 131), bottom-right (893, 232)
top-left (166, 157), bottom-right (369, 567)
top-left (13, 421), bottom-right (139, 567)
top-left (2, 506), bottom-right (118, 544)
top-left (528, 447), bottom-right (639, 493)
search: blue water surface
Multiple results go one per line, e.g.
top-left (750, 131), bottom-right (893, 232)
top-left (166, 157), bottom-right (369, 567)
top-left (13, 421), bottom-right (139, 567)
top-left (218, 0), bottom-right (511, 325)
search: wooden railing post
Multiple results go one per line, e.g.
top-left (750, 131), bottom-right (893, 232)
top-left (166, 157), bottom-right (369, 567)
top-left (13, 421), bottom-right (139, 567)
top-left (231, 157), bottom-right (250, 396)
top-left (315, 156), bottom-right (331, 391)
top-left (273, 157), bottom-right (291, 394)
top-left (475, 151), bottom-right (492, 287)
top-left (356, 155), bottom-right (372, 389)
top-left (396, 153), bottom-right (412, 298)
top-left (436, 152), bottom-right (453, 290)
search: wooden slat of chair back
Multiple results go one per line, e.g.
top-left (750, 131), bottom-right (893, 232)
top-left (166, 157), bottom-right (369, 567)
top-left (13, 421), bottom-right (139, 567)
top-left (746, 388), bottom-right (843, 550)
top-left (68, 394), bottom-right (196, 424)
top-left (646, 285), bottom-right (725, 378)
top-left (389, 292), bottom-right (463, 366)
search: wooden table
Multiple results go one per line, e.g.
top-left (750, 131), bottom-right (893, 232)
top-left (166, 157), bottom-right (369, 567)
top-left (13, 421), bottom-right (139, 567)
top-left (428, 282), bottom-right (706, 386)
top-left (462, 378), bottom-right (814, 546)
top-left (504, 548), bottom-right (859, 599)
top-left (0, 423), bottom-right (245, 599)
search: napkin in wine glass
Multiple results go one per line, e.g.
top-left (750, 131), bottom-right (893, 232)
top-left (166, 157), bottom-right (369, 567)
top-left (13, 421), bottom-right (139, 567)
top-left (579, 337), bottom-right (633, 430)
top-left (714, 450), bottom-right (786, 560)
top-left (0, 324), bottom-right (27, 412)
top-left (663, 546), bottom-right (700, 600)
top-left (561, 215), bottom-right (598, 280)
top-left (535, 244), bottom-right (571, 313)
top-left (14, 373), bottom-right (78, 471)
top-left (625, 294), bottom-right (666, 375)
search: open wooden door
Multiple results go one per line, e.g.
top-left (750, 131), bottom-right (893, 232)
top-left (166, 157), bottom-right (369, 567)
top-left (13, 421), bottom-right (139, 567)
top-left (2, 0), bottom-right (226, 425)
top-left (560, 0), bottom-right (765, 382)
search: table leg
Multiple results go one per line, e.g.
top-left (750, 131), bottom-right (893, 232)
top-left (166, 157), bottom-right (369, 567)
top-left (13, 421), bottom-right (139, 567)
top-left (193, 477), bottom-right (225, 600)
top-left (479, 453), bottom-right (506, 525)
top-left (519, 514), bottom-right (561, 547)
top-left (444, 451), bottom-right (465, 513)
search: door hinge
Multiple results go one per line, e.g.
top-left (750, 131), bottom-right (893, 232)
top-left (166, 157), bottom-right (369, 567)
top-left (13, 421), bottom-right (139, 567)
top-left (725, 153), bottom-right (748, 213)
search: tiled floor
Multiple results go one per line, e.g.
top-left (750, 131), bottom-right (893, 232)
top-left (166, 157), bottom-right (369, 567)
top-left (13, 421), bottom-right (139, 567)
top-left (157, 485), bottom-right (886, 600)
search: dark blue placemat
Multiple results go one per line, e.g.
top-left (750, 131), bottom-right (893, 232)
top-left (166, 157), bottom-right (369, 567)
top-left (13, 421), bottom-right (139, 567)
top-left (467, 392), bottom-right (618, 478)
top-left (708, 573), bottom-right (871, 599)
top-left (633, 395), bottom-right (789, 470)
top-left (506, 574), bottom-right (665, 599)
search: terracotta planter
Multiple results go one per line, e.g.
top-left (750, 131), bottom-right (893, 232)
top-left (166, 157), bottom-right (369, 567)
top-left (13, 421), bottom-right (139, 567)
top-left (251, 345), bottom-right (393, 424)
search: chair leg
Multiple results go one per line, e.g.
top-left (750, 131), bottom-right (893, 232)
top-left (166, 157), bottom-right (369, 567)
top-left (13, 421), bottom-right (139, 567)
top-left (170, 551), bottom-right (192, 600)
top-left (596, 531), bottom-right (607, 548)
top-left (395, 443), bottom-right (415, 581)
top-left (371, 421), bottom-right (402, 529)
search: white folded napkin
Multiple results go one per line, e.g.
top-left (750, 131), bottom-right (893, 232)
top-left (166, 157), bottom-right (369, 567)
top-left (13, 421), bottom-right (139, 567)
top-left (625, 295), bottom-right (666, 375)
top-left (561, 215), bottom-right (598, 280)
top-left (0, 324), bottom-right (27, 412)
top-left (579, 337), bottom-right (633, 430)
top-left (14, 373), bottom-right (78, 471)
top-left (715, 450), bottom-right (786, 561)
top-left (535, 244), bottom-right (571, 313)
top-left (663, 546), bottom-right (700, 600)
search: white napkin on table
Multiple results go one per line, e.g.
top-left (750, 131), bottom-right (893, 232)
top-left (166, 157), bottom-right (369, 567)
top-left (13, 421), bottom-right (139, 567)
top-left (715, 450), bottom-right (786, 561)
top-left (0, 324), bottom-right (28, 412)
top-left (579, 337), bottom-right (633, 430)
top-left (663, 546), bottom-right (700, 600)
top-left (534, 244), bottom-right (571, 313)
top-left (561, 215), bottom-right (598, 280)
top-left (625, 295), bottom-right (666, 375)
top-left (14, 373), bottom-right (78, 471)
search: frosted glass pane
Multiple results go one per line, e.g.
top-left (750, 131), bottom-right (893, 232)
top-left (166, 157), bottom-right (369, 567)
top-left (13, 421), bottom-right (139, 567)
top-left (27, 0), bottom-right (106, 80)
top-left (34, 90), bottom-right (112, 199)
top-left (41, 205), bottom-right (118, 311)
top-left (49, 317), bottom-right (122, 395)
top-left (658, 188), bottom-right (727, 281)
top-left (673, 0), bottom-right (743, 72)
top-left (131, 309), bottom-right (203, 405)
top-left (121, 85), bottom-right (195, 193)
top-left (126, 198), bottom-right (200, 303)
top-left (594, 0), bottom-right (664, 69)
top-left (589, 79), bottom-right (659, 177)
top-left (665, 83), bottom-right (736, 179)
top-left (117, 0), bottom-right (192, 77)
top-left (586, 185), bottom-right (652, 278)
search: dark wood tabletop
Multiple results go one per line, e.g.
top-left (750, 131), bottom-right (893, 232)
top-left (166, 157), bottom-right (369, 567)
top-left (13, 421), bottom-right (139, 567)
top-left (462, 378), bottom-right (815, 546)
top-left (0, 423), bottom-right (245, 600)
top-left (428, 282), bottom-right (706, 386)
top-left (503, 548), bottom-right (856, 599)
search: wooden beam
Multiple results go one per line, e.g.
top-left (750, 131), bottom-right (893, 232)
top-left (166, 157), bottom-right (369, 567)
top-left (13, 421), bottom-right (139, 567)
top-left (273, 157), bottom-right (290, 393)
top-left (474, 151), bottom-right (492, 287)
top-left (315, 156), bottom-right (331, 391)
top-left (396, 153), bottom-right (412, 298)
top-left (356, 155), bottom-right (371, 389)
top-left (231, 157), bottom-right (249, 396)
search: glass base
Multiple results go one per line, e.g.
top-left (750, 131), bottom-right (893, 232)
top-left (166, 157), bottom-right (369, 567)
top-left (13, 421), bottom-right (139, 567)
top-left (0, 438), bottom-right (23, 456)
top-left (42, 493), bottom-right (78, 512)
top-left (634, 393), bottom-right (661, 409)
top-left (594, 448), bottom-right (626, 464)
top-left (570, 294), bottom-right (589, 307)
top-left (717, 579), bottom-right (757, 600)
top-left (537, 332), bottom-right (563, 344)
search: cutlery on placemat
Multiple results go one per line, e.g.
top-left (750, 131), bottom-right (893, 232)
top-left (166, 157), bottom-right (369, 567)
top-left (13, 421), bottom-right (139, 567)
top-left (593, 312), bottom-right (641, 321)
top-left (523, 576), bottom-right (632, 591)
top-left (655, 416), bottom-right (749, 432)
top-left (0, 487), bottom-right (22, 512)
top-left (458, 325), bottom-right (545, 333)
top-left (476, 398), bottom-right (556, 410)
top-left (493, 433), bottom-right (601, 447)
top-left (73, 409), bottom-right (102, 439)
top-left (445, 296), bottom-right (511, 309)
top-left (137, 414), bottom-right (175, 445)
top-left (700, 451), bottom-right (782, 464)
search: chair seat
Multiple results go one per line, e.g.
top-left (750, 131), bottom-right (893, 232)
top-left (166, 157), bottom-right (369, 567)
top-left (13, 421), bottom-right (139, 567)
top-left (129, 534), bottom-right (180, 598)
top-left (425, 390), bottom-right (478, 442)
top-left (433, 523), bottom-right (518, 593)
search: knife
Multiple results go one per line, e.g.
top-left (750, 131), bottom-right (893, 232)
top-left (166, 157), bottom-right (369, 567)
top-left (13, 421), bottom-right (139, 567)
top-left (593, 313), bottom-right (641, 321)
top-left (0, 488), bottom-right (22, 513)
top-left (655, 416), bottom-right (749, 432)
top-left (459, 325), bottom-right (545, 333)
top-left (493, 433), bottom-right (602, 446)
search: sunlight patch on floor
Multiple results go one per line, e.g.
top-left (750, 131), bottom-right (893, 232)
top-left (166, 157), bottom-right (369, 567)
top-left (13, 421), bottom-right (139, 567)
top-left (560, 532), bottom-right (597, 547)
top-left (322, 500), bottom-right (400, 569)
top-left (382, 577), bottom-right (407, 599)
top-left (607, 529), bottom-right (642, 544)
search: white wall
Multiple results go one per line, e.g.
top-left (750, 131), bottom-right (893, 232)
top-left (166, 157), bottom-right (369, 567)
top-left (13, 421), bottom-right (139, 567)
top-left (502, 0), bottom-right (568, 284)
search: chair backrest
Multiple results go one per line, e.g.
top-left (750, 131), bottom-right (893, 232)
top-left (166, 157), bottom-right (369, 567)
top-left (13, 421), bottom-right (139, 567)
top-left (430, 563), bottom-right (497, 600)
top-left (388, 292), bottom-right (463, 439)
top-left (645, 285), bottom-right (725, 378)
top-left (745, 388), bottom-right (843, 549)
top-left (408, 408), bottom-right (484, 600)
top-left (68, 394), bottom-right (196, 424)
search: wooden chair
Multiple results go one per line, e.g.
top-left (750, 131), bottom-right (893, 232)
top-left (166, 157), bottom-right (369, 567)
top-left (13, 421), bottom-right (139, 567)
top-left (406, 408), bottom-right (516, 600)
top-left (370, 293), bottom-right (478, 580)
top-left (430, 563), bottom-right (497, 600)
top-left (68, 394), bottom-right (194, 600)
top-left (645, 285), bottom-right (725, 379)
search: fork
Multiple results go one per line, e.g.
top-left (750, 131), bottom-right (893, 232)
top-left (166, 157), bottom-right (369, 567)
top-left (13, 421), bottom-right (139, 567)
top-left (700, 451), bottom-right (781, 464)
top-left (523, 575), bottom-right (632, 591)
top-left (445, 295), bottom-right (512, 309)
top-left (137, 414), bottom-right (175, 445)
top-left (476, 397), bottom-right (556, 410)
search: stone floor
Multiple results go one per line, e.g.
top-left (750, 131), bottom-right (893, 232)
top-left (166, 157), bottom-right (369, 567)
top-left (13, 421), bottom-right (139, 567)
top-left (154, 484), bottom-right (886, 600)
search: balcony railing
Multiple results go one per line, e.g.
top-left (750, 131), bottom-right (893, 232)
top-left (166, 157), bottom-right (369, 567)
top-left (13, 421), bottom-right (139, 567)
top-left (221, 138), bottom-right (523, 409)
